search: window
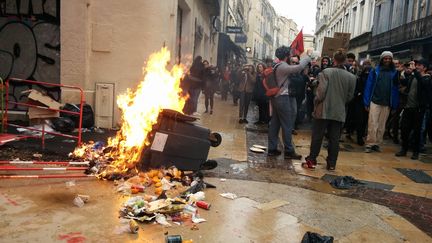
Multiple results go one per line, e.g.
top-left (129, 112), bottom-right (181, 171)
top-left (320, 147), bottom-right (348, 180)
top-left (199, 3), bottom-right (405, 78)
top-left (389, 0), bottom-right (395, 30)
top-left (352, 7), bottom-right (357, 34)
top-left (359, 1), bottom-right (365, 34)
top-left (403, 0), bottom-right (410, 23)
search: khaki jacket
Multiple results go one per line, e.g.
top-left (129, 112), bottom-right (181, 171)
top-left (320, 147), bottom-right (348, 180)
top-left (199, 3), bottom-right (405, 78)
top-left (313, 67), bottom-right (356, 122)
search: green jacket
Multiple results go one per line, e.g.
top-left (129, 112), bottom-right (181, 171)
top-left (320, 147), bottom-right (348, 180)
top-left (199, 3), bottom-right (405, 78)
top-left (313, 67), bottom-right (356, 122)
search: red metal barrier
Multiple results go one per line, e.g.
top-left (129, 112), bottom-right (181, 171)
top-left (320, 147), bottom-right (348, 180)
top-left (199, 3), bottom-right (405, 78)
top-left (3, 78), bottom-right (85, 147)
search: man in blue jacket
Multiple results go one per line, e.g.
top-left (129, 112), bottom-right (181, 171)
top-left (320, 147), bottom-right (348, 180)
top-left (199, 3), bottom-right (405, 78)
top-left (363, 51), bottom-right (399, 153)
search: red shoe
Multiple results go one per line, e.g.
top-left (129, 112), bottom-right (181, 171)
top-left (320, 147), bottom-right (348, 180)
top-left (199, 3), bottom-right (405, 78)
top-left (302, 157), bottom-right (316, 169)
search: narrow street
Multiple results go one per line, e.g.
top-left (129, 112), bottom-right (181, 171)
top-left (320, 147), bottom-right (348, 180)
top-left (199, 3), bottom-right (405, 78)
top-left (1, 94), bottom-right (431, 242)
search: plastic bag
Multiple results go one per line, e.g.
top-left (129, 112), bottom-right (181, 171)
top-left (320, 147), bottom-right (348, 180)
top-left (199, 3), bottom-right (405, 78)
top-left (52, 117), bottom-right (75, 132)
top-left (301, 231), bottom-right (334, 243)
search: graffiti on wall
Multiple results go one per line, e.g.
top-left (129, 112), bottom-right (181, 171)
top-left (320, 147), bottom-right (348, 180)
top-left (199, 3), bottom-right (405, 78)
top-left (0, 0), bottom-right (60, 110)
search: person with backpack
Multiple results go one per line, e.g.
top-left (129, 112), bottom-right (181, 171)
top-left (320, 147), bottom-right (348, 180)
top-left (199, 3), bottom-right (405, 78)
top-left (303, 49), bottom-right (356, 170)
top-left (267, 46), bottom-right (313, 160)
top-left (363, 51), bottom-right (400, 153)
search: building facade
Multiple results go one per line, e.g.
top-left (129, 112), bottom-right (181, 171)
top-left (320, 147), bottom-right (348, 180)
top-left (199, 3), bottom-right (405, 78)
top-left (217, 0), bottom-right (251, 69)
top-left (0, 0), bottom-right (220, 127)
top-left (315, 0), bottom-right (375, 59)
top-left (368, 0), bottom-right (432, 61)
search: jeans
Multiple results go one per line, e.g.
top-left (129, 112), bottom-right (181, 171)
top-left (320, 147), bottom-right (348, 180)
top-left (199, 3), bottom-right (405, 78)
top-left (257, 100), bottom-right (270, 123)
top-left (239, 92), bottom-right (253, 119)
top-left (308, 119), bottom-right (343, 167)
top-left (268, 95), bottom-right (297, 153)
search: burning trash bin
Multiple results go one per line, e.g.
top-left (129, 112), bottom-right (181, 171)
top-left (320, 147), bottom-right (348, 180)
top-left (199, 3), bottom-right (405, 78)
top-left (140, 109), bottom-right (221, 171)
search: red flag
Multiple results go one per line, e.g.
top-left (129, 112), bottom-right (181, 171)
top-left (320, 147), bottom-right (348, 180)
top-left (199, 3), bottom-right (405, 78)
top-left (290, 29), bottom-right (304, 56)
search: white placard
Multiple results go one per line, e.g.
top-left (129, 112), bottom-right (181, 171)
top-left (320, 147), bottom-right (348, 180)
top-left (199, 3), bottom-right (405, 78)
top-left (150, 132), bottom-right (168, 152)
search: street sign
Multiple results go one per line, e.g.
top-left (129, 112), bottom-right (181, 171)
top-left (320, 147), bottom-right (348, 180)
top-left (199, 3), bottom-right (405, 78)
top-left (226, 26), bottom-right (242, 34)
top-left (235, 34), bottom-right (247, 43)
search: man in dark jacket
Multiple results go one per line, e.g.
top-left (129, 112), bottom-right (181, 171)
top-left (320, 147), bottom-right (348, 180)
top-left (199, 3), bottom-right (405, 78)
top-left (395, 59), bottom-right (432, 159)
top-left (303, 49), bottom-right (356, 170)
top-left (363, 51), bottom-right (399, 153)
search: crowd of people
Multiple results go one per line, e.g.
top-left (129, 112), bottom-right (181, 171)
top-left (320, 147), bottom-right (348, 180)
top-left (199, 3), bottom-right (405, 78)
top-left (181, 47), bottom-right (432, 171)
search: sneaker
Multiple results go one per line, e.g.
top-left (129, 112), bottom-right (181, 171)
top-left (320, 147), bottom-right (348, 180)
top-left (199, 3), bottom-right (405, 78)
top-left (267, 149), bottom-right (282, 156)
top-left (395, 150), bottom-right (407, 157)
top-left (285, 152), bottom-right (302, 160)
top-left (305, 156), bottom-right (317, 165)
top-left (371, 145), bottom-right (381, 152)
top-left (365, 146), bottom-right (372, 153)
top-left (411, 152), bottom-right (419, 160)
top-left (292, 130), bottom-right (298, 135)
top-left (326, 164), bottom-right (336, 171)
top-left (302, 157), bottom-right (316, 169)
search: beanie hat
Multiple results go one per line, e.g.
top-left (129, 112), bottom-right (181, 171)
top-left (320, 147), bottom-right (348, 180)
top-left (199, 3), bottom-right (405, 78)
top-left (380, 51), bottom-right (393, 60)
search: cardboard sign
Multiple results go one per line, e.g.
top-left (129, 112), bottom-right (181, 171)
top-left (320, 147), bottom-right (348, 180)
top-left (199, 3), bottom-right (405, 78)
top-left (321, 37), bottom-right (345, 57)
top-left (334, 32), bottom-right (351, 48)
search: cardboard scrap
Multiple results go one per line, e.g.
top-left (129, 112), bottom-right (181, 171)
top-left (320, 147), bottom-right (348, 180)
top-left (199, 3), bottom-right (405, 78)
top-left (255, 199), bottom-right (289, 211)
top-left (24, 89), bottom-right (62, 119)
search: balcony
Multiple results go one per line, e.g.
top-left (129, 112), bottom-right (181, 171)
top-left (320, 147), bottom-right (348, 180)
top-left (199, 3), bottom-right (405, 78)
top-left (369, 14), bottom-right (432, 52)
top-left (315, 15), bottom-right (329, 34)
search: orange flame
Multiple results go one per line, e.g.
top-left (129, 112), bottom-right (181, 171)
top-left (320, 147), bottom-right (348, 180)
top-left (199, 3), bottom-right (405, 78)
top-left (95, 47), bottom-right (187, 176)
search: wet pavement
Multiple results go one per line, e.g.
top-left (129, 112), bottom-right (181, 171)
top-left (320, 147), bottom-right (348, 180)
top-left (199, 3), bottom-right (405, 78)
top-left (0, 93), bottom-right (432, 242)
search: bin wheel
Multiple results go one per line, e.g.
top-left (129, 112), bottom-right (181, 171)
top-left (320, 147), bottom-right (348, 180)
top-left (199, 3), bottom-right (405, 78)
top-left (200, 160), bottom-right (218, 170)
top-left (209, 132), bottom-right (222, 147)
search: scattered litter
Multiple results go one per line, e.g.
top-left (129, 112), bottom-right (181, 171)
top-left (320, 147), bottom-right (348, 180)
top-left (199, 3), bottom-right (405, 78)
top-left (220, 193), bottom-right (237, 200)
top-left (77, 194), bottom-right (90, 203)
top-left (129, 219), bottom-right (139, 234)
top-left (329, 176), bottom-right (365, 189)
top-left (301, 231), bottom-right (334, 243)
top-left (220, 178), bottom-right (226, 182)
top-left (73, 196), bottom-right (85, 208)
top-left (250, 147), bottom-right (265, 153)
top-left (65, 181), bottom-right (76, 188)
top-left (166, 235), bottom-right (183, 242)
top-left (255, 199), bottom-right (289, 211)
top-left (190, 224), bottom-right (199, 231)
top-left (191, 214), bottom-right (206, 224)
top-left (17, 124), bottom-right (55, 138)
top-left (187, 191), bottom-right (205, 203)
top-left (155, 214), bottom-right (171, 227)
top-left (32, 153), bottom-right (43, 159)
top-left (62, 139), bottom-right (76, 143)
top-left (252, 144), bottom-right (266, 150)
top-left (196, 201), bottom-right (211, 210)
top-left (230, 163), bottom-right (248, 174)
